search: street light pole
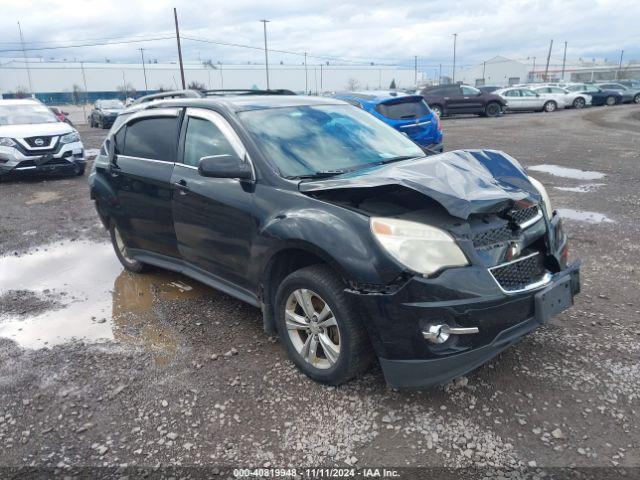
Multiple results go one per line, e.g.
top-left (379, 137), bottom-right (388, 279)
top-left (452, 33), bottom-right (458, 84)
top-left (414, 55), bottom-right (418, 85)
top-left (618, 49), bottom-right (624, 79)
top-left (260, 20), bottom-right (270, 89)
top-left (304, 52), bottom-right (308, 93)
top-left (139, 48), bottom-right (148, 93)
top-left (561, 41), bottom-right (567, 80)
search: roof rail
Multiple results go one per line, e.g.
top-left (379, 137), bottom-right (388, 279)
top-left (202, 89), bottom-right (296, 96)
top-left (132, 89), bottom-right (203, 105)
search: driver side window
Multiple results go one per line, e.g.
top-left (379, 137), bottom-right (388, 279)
top-left (183, 117), bottom-right (236, 167)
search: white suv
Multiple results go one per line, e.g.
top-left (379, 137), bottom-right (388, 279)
top-left (0, 99), bottom-right (85, 178)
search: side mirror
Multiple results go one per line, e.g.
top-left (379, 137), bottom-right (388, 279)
top-left (198, 154), bottom-right (253, 180)
top-left (62, 111), bottom-right (69, 115)
top-left (106, 138), bottom-right (117, 164)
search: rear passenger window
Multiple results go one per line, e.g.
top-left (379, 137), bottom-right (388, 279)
top-left (375, 99), bottom-right (431, 119)
top-left (122, 117), bottom-right (178, 161)
top-left (183, 117), bottom-right (236, 167)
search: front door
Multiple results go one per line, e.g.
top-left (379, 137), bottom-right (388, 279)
top-left (110, 109), bottom-right (181, 257)
top-left (171, 108), bottom-right (257, 292)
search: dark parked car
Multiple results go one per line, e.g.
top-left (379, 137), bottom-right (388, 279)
top-left (90, 95), bottom-right (580, 388)
top-left (331, 91), bottom-right (443, 153)
top-left (478, 86), bottom-right (501, 94)
top-left (420, 84), bottom-right (507, 117)
top-left (595, 82), bottom-right (640, 104)
top-left (89, 99), bottom-right (125, 128)
top-left (564, 84), bottom-right (623, 106)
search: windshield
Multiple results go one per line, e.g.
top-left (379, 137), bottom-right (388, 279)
top-left (98, 100), bottom-right (124, 109)
top-left (239, 104), bottom-right (424, 178)
top-left (0, 104), bottom-right (59, 125)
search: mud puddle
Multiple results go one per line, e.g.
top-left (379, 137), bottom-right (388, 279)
top-left (528, 164), bottom-right (605, 180)
top-left (556, 208), bottom-right (614, 224)
top-left (0, 240), bottom-right (211, 357)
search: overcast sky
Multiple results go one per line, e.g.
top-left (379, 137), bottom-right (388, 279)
top-left (0, 0), bottom-right (639, 71)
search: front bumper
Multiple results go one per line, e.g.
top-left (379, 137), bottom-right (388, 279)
top-left (0, 141), bottom-right (85, 177)
top-left (349, 260), bottom-right (580, 389)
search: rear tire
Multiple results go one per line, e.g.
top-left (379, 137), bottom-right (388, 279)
top-left (543, 101), bottom-right (557, 112)
top-left (573, 97), bottom-right (586, 109)
top-left (605, 95), bottom-right (616, 106)
top-left (485, 102), bottom-right (501, 117)
top-left (633, 94), bottom-right (640, 104)
top-left (274, 264), bottom-right (373, 385)
top-left (109, 222), bottom-right (148, 273)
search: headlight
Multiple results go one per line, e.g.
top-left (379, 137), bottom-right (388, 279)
top-left (528, 176), bottom-right (553, 218)
top-left (370, 217), bottom-right (468, 276)
top-left (60, 131), bottom-right (80, 144)
top-left (0, 137), bottom-right (16, 147)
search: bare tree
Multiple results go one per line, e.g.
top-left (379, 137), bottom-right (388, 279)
top-left (72, 84), bottom-right (84, 105)
top-left (346, 78), bottom-right (360, 91)
top-left (155, 85), bottom-right (168, 92)
top-left (117, 83), bottom-right (137, 100)
top-left (389, 79), bottom-right (397, 89)
top-left (187, 80), bottom-right (207, 92)
top-left (13, 86), bottom-right (30, 99)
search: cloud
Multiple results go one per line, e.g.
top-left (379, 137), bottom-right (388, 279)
top-left (0, 0), bottom-right (638, 68)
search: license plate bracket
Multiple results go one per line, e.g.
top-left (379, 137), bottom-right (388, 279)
top-left (535, 275), bottom-right (574, 324)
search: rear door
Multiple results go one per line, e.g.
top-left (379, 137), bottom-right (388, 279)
top-left (503, 89), bottom-right (523, 109)
top-left (441, 86), bottom-right (467, 113)
top-left (171, 107), bottom-right (257, 292)
top-left (110, 109), bottom-right (181, 257)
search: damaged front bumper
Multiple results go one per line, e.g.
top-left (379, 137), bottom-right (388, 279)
top-left (348, 261), bottom-right (581, 389)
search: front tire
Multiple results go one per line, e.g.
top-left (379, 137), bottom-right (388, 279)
top-left (485, 102), bottom-right (501, 117)
top-left (543, 101), bottom-right (557, 112)
top-left (605, 95), bottom-right (616, 106)
top-left (109, 222), bottom-right (148, 273)
top-left (573, 97), bottom-right (586, 109)
top-left (274, 265), bottom-right (373, 385)
top-left (633, 94), bottom-right (640, 104)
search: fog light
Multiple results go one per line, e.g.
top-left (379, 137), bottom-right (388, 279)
top-left (422, 324), bottom-right (479, 344)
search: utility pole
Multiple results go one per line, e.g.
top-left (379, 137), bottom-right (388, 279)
top-left (544, 39), bottom-right (553, 81)
top-left (452, 33), bottom-right (458, 84)
top-left (304, 52), bottom-right (308, 93)
top-left (122, 71), bottom-right (127, 100)
top-left (482, 61), bottom-right (486, 83)
top-left (617, 49), bottom-right (624, 79)
top-left (80, 62), bottom-right (88, 124)
top-left (174, 8), bottom-right (186, 89)
top-left (219, 63), bottom-right (224, 88)
top-left (320, 64), bottom-right (323, 93)
top-left (139, 48), bottom-right (148, 92)
top-left (561, 41), bottom-right (567, 80)
top-left (260, 20), bottom-right (270, 89)
top-left (17, 22), bottom-right (33, 93)
top-left (414, 56), bottom-right (418, 85)
top-left (439, 63), bottom-right (442, 85)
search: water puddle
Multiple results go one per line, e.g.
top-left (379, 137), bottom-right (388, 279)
top-left (0, 240), bottom-right (212, 358)
top-left (557, 208), bottom-right (614, 224)
top-left (554, 183), bottom-right (605, 193)
top-left (528, 164), bottom-right (605, 180)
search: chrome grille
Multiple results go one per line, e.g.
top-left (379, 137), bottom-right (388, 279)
top-left (508, 205), bottom-right (542, 228)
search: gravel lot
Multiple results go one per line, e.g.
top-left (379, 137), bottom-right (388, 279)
top-left (1, 105), bottom-right (639, 478)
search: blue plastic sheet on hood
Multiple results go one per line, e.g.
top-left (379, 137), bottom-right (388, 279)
top-left (298, 149), bottom-right (541, 220)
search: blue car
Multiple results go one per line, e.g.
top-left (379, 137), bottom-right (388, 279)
top-left (332, 91), bottom-right (443, 154)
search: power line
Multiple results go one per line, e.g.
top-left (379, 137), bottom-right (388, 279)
top-left (0, 36), bottom-right (176, 53)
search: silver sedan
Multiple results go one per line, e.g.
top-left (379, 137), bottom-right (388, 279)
top-left (495, 87), bottom-right (564, 112)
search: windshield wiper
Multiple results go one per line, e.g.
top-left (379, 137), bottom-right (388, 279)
top-left (376, 155), bottom-right (421, 165)
top-left (288, 169), bottom-right (352, 180)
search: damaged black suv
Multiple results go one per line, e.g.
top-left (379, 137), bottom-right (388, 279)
top-left (90, 95), bottom-right (580, 388)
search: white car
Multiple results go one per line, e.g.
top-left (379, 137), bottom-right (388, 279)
top-left (0, 99), bottom-right (85, 178)
top-left (495, 87), bottom-right (564, 112)
top-left (530, 85), bottom-right (591, 109)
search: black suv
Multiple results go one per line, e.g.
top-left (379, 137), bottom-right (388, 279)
top-left (90, 95), bottom-right (580, 388)
top-left (420, 84), bottom-right (507, 117)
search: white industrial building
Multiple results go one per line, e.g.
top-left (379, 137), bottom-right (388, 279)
top-left (0, 57), bottom-right (419, 100)
top-left (456, 56), bottom-right (531, 87)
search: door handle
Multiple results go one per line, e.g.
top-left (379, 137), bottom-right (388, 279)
top-left (108, 163), bottom-right (120, 177)
top-left (172, 179), bottom-right (190, 195)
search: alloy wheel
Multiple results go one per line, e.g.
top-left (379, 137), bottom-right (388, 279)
top-left (574, 97), bottom-right (585, 109)
top-left (544, 101), bottom-right (556, 112)
top-left (285, 289), bottom-right (341, 370)
top-left (606, 96), bottom-right (616, 106)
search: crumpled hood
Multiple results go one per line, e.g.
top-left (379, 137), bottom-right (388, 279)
top-left (298, 149), bottom-right (541, 219)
